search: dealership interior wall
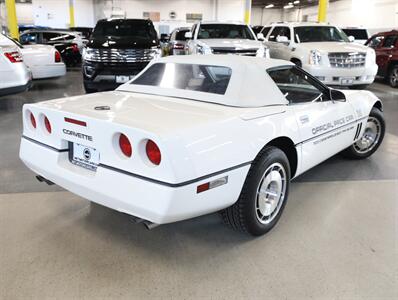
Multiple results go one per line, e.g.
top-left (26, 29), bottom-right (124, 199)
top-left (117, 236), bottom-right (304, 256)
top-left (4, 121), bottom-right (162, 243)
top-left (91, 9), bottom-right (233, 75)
top-left (0, 0), bottom-right (397, 299)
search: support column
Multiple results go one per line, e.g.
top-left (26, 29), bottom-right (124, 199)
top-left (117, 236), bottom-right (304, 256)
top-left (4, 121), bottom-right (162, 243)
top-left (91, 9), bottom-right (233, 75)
top-left (317, 0), bottom-right (328, 23)
top-left (69, 0), bottom-right (75, 28)
top-left (5, 0), bottom-right (19, 39)
top-left (244, 0), bottom-right (251, 25)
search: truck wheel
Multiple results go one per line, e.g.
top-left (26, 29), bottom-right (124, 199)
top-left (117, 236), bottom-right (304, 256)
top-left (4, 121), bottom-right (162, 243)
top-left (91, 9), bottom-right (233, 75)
top-left (388, 65), bottom-right (398, 88)
top-left (220, 146), bottom-right (291, 236)
top-left (342, 107), bottom-right (385, 159)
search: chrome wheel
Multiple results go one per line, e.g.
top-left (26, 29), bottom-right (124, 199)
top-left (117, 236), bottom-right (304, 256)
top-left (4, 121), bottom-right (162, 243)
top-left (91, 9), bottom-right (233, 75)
top-left (354, 117), bottom-right (382, 154)
top-left (255, 162), bottom-right (287, 225)
top-left (390, 67), bottom-right (398, 87)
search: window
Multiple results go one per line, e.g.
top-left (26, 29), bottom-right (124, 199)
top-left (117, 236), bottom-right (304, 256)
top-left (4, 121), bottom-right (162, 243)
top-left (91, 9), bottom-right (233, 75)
top-left (63, 34), bottom-right (76, 41)
top-left (42, 32), bottom-right (63, 43)
top-left (294, 26), bottom-right (349, 43)
top-left (261, 26), bottom-right (272, 38)
top-left (92, 20), bottom-right (157, 40)
top-left (366, 35), bottom-right (384, 48)
top-left (197, 24), bottom-right (255, 40)
top-left (175, 29), bottom-right (189, 41)
top-left (341, 29), bottom-right (368, 40)
top-left (268, 67), bottom-right (326, 104)
top-left (382, 35), bottom-right (398, 48)
top-left (20, 32), bottom-right (39, 44)
top-left (268, 26), bottom-right (291, 42)
top-left (132, 63), bottom-right (232, 95)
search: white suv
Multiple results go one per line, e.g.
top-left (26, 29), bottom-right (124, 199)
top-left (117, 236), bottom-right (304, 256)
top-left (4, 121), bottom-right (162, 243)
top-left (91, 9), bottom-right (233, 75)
top-left (186, 21), bottom-right (269, 58)
top-left (261, 22), bottom-right (378, 88)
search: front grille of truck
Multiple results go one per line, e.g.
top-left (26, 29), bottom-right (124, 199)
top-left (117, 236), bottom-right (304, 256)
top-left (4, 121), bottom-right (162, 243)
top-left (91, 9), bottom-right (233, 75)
top-left (86, 48), bottom-right (158, 63)
top-left (211, 47), bottom-right (258, 56)
top-left (328, 52), bottom-right (366, 68)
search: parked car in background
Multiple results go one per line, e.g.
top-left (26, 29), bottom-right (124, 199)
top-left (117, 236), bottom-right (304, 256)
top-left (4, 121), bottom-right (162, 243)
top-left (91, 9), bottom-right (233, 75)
top-left (251, 25), bottom-right (264, 35)
top-left (341, 27), bottom-right (369, 44)
top-left (20, 55), bottom-right (385, 236)
top-left (69, 27), bottom-right (93, 40)
top-left (19, 30), bottom-right (81, 67)
top-left (0, 43), bottom-right (31, 96)
top-left (20, 30), bottom-right (84, 52)
top-left (186, 21), bottom-right (269, 58)
top-left (366, 30), bottom-right (398, 88)
top-left (165, 27), bottom-right (190, 55)
top-left (1, 34), bottom-right (65, 79)
top-left (262, 22), bottom-right (378, 89)
top-left (82, 18), bottom-right (161, 93)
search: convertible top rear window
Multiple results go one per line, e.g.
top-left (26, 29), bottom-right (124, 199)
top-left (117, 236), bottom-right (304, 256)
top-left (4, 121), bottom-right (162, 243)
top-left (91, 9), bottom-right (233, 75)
top-left (131, 63), bottom-right (232, 95)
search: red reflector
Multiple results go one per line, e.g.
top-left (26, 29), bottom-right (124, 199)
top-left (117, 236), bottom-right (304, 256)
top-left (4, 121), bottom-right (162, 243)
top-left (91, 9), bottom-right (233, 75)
top-left (119, 134), bottom-right (132, 157)
top-left (55, 50), bottom-right (61, 62)
top-left (30, 113), bottom-right (36, 128)
top-left (64, 117), bottom-right (87, 127)
top-left (44, 116), bottom-right (52, 133)
top-left (5, 51), bottom-right (23, 63)
top-left (146, 140), bottom-right (161, 165)
top-left (197, 182), bottom-right (210, 194)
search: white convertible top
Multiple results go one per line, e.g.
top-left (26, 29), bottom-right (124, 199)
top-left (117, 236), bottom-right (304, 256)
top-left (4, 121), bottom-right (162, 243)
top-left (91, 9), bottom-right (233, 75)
top-left (117, 55), bottom-right (291, 108)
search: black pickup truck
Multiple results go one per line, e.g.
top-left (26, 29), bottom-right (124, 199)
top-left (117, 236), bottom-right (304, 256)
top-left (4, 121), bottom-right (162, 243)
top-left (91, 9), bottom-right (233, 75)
top-left (82, 18), bottom-right (161, 93)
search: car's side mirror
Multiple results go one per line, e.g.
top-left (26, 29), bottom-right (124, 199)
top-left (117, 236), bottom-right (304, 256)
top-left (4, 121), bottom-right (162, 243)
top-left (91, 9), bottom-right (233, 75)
top-left (329, 88), bottom-right (346, 102)
top-left (348, 35), bottom-right (355, 43)
top-left (185, 32), bottom-right (193, 39)
top-left (257, 33), bottom-right (265, 41)
top-left (276, 35), bottom-right (289, 44)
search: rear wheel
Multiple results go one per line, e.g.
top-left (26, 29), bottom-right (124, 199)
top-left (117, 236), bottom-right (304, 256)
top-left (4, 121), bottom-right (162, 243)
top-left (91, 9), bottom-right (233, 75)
top-left (388, 65), bottom-right (398, 88)
top-left (220, 146), bottom-right (290, 236)
top-left (342, 107), bottom-right (385, 159)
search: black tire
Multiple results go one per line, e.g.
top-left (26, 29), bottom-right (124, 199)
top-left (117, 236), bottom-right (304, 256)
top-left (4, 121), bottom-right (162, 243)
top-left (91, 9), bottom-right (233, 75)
top-left (84, 83), bottom-right (97, 94)
top-left (349, 84), bottom-right (369, 90)
top-left (220, 146), bottom-right (291, 236)
top-left (342, 107), bottom-right (385, 159)
top-left (388, 65), bottom-right (398, 88)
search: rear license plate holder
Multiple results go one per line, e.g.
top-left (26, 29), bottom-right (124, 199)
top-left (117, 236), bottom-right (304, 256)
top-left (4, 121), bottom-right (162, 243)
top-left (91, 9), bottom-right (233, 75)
top-left (70, 143), bottom-right (100, 171)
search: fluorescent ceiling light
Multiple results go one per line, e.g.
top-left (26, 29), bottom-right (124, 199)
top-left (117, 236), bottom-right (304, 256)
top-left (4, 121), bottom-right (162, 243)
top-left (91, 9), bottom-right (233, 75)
top-left (265, 4), bottom-right (274, 8)
top-left (284, 4), bottom-right (294, 9)
top-left (293, 0), bottom-right (300, 4)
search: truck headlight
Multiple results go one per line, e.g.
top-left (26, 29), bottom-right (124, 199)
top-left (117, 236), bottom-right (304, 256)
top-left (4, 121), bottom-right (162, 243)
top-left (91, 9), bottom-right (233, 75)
top-left (256, 46), bottom-right (268, 58)
top-left (309, 50), bottom-right (322, 65)
top-left (82, 47), bottom-right (95, 61)
top-left (197, 44), bottom-right (212, 55)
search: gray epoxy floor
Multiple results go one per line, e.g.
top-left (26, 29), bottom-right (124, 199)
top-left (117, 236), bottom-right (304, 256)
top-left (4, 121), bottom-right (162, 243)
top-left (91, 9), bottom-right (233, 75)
top-left (0, 69), bottom-right (397, 299)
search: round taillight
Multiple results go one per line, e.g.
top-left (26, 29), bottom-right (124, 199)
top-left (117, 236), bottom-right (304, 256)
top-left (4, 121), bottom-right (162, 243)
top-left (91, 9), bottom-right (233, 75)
top-left (44, 116), bottom-right (52, 133)
top-left (55, 50), bottom-right (61, 63)
top-left (30, 112), bottom-right (36, 128)
top-left (146, 140), bottom-right (161, 165)
top-left (119, 134), bottom-right (132, 157)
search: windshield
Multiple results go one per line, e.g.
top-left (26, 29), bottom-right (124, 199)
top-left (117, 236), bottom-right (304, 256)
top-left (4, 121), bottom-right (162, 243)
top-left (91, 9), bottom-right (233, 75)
top-left (341, 29), bottom-right (368, 40)
top-left (294, 26), bottom-right (349, 43)
top-left (92, 20), bottom-right (157, 40)
top-left (198, 24), bottom-right (255, 40)
top-left (132, 63), bottom-right (232, 95)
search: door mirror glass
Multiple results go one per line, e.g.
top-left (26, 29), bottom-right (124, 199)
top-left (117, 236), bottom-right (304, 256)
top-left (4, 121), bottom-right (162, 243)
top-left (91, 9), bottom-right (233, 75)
top-left (348, 35), bottom-right (355, 42)
top-left (257, 33), bottom-right (265, 41)
top-left (184, 32), bottom-right (193, 39)
top-left (330, 89), bottom-right (346, 102)
top-left (276, 35), bottom-right (289, 44)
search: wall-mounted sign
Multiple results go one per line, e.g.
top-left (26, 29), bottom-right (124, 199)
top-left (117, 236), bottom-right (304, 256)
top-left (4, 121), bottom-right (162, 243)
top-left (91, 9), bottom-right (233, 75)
top-left (186, 13), bottom-right (202, 23)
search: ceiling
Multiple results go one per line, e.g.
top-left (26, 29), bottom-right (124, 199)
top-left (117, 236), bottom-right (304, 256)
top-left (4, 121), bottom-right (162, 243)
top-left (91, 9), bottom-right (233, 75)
top-left (252, 0), bottom-right (340, 8)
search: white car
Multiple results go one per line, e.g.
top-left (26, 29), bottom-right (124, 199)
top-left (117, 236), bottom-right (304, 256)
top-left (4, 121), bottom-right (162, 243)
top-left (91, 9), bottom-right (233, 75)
top-left (0, 44), bottom-right (31, 96)
top-left (19, 55), bottom-right (385, 236)
top-left (1, 34), bottom-right (66, 79)
top-left (261, 22), bottom-right (378, 88)
top-left (186, 21), bottom-right (269, 58)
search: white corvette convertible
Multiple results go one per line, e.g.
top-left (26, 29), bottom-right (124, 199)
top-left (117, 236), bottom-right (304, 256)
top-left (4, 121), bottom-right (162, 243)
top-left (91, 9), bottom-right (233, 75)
top-left (19, 55), bottom-right (385, 236)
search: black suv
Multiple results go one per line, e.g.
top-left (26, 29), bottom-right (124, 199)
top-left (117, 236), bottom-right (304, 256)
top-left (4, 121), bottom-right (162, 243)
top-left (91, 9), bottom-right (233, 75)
top-left (82, 18), bottom-right (160, 93)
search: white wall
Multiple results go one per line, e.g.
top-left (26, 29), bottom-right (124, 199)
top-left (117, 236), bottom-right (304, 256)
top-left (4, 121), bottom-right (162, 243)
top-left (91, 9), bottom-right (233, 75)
top-left (251, 7), bottom-right (283, 25)
top-left (284, 0), bottom-right (398, 33)
top-left (93, 0), bottom-right (247, 33)
top-left (32, 0), bottom-right (95, 28)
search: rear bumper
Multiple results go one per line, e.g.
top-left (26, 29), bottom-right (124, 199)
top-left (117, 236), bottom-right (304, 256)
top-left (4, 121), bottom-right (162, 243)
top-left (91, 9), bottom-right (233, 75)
top-left (31, 63), bottom-right (66, 79)
top-left (0, 79), bottom-right (32, 97)
top-left (20, 137), bottom-right (249, 224)
top-left (302, 63), bottom-right (378, 86)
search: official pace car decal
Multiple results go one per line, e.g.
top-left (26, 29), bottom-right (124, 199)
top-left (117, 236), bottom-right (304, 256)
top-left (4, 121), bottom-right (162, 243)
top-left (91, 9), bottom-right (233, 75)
top-left (310, 114), bottom-right (356, 145)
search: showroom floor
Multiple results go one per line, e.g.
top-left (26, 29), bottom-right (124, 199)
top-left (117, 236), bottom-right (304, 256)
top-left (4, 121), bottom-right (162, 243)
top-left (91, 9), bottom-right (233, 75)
top-left (0, 69), bottom-right (397, 299)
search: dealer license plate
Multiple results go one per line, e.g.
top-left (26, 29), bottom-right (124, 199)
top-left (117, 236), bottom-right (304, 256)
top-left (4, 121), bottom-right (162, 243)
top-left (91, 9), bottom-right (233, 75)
top-left (340, 77), bottom-right (355, 85)
top-left (71, 143), bottom-right (100, 171)
top-left (116, 75), bottom-right (130, 83)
